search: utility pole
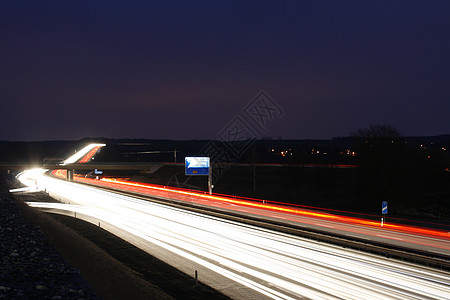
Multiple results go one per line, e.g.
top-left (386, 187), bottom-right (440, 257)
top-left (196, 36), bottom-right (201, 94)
top-left (253, 147), bottom-right (256, 192)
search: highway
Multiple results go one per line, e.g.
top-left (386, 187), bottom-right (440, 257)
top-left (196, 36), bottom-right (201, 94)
top-left (50, 170), bottom-right (450, 259)
top-left (17, 169), bottom-right (450, 299)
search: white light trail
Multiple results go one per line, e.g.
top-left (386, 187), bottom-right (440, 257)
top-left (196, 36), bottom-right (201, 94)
top-left (19, 170), bottom-right (450, 299)
top-left (60, 143), bottom-right (105, 165)
top-left (13, 168), bottom-right (48, 193)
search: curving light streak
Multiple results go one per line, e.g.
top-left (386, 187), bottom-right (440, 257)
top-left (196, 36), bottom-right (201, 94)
top-left (60, 143), bottom-right (105, 165)
top-left (15, 168), bottom-right (48, 192)
top-left (19, 169), bottom-right (450, 299)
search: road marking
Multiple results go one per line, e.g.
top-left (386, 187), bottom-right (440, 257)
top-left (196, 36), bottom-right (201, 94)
top-left (315, 223), bottom-right (335, 228)
top-left (376, 234), bottom-right (404, 241)
top-left (389, 230), bottom-right (450, 243)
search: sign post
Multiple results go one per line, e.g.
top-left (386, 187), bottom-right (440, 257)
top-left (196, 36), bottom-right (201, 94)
top-left (185, 157), bottom-right (212, 194)
top-left (381, 201), bottom-right (388, 227)
top-left (208, 171), bottom-right (212, 195)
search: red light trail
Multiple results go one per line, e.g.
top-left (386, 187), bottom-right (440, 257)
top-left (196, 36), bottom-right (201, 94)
top-left (50, 170), bottom-right (450, 241)
top-left (78, 146), bottom-right (103, 163)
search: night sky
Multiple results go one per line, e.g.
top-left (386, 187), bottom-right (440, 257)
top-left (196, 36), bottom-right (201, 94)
top-left (1, 1), bottom-right (450, 141)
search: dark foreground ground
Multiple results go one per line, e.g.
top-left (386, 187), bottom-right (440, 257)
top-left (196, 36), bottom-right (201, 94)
top-left (0, 181), bottom-right (100, 299)
top-left (1, 177), bottom-right (230, 300)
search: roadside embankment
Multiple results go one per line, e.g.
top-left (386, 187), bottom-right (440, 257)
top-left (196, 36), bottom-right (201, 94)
top-left (0, 178), bottom-right (101, 299)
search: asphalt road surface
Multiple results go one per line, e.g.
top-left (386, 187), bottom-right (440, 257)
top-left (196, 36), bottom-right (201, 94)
top-left (18, 170), bottom-right (450, 299)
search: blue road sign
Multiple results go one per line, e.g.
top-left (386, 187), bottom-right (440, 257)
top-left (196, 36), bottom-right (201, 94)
top-left (185, 157), bottom-right (210, 175)
top-left (382, 201), bottom-right (388, 214)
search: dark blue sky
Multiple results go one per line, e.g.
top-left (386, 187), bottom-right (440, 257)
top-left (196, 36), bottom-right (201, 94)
top-left (1, 1), bottom-right (449, 141)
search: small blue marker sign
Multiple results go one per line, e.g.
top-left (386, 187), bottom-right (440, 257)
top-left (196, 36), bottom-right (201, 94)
top-left (185, 157), bottom-right (210, 176)
top-left (382, 201), bottom-right (388, 214)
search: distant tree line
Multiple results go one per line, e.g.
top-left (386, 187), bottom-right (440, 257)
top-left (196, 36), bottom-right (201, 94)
top-left (352, 124), bottom-right (450, 218)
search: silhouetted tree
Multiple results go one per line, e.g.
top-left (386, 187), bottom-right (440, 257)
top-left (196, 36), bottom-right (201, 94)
top-left (352, 124), bottom-right (401, 140)
top-left (352, 124), bottom-right (409, 214)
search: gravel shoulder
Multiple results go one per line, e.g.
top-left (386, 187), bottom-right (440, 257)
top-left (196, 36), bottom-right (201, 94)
top-left (1, 179), bottom-right (101, 299)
